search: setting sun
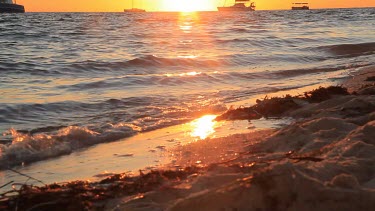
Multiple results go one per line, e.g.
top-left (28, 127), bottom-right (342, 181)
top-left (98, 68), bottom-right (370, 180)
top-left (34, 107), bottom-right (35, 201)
top-left (161, 0), bottom-right (216, 12)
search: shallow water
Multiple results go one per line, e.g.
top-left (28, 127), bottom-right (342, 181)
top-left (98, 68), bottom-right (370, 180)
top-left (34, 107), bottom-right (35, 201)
top-left (0, 116), bottom-right (291, 188)
top-left (0, 8), bottom-right (374, 170)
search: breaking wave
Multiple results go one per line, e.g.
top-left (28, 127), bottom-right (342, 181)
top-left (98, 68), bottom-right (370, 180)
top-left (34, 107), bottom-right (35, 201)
top-left (315, 42), bottom-right (375, 58)
top-left (0, 126), bottom-right (136, 169)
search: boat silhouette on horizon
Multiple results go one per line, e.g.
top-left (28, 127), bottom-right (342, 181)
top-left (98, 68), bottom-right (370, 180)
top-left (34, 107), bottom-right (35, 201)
top-left (0, 0), bottom-right (25, 13)
top-left (292, 2), bottom-right (310, 10)
top-left (124, 0), bottom-right (146, 12)
top-left (218, 0), bottom-right (255, 12)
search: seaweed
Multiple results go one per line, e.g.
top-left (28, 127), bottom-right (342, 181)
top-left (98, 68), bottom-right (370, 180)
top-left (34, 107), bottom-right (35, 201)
top-left (285, 151), bottom-right (324, 162)
top-left (216, 86), bottom-right (349, 121)
top-left (303, 86), bottom-right (349, 103)
top-left (365, 76), bottom-right (375, 81)
top-left (0, 167), bottom-right (201, 211)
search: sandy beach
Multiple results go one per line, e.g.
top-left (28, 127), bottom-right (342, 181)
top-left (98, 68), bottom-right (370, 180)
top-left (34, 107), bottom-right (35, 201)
top-left (1, 65), bottom-right (374, 210)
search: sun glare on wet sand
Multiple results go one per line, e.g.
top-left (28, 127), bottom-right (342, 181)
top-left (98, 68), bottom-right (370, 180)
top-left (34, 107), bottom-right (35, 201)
top-left (191, 115), bottom-right (217, 139)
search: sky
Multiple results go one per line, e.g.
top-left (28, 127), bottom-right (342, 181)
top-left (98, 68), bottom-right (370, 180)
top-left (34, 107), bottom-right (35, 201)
top-left (15, 0), bottom-right (375, 12)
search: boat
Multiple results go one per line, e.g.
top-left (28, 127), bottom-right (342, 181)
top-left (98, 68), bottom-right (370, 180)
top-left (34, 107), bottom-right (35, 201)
top-left (218, 0), bottom-right (255, 12)
top-left (0, 0), bottom-right (25, 13)
top-left (291, 2), bottom-right (309, 10)
top-left (124, 8), bottom-right (145, 12)
top-left (124, 0), bottom-right (145, 12)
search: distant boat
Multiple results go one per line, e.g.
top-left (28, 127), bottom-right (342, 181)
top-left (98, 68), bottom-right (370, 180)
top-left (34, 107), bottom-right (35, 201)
top-left (124, 8), bottom-right (146, 12)
top-left (0, 0), bottom-right (25, 13)
top-left (124, 0), bottom-right (145, 12)
top-left (291, 2), bottom-right (309, 10)
top-left (218, 0), bottom-right (255, 12)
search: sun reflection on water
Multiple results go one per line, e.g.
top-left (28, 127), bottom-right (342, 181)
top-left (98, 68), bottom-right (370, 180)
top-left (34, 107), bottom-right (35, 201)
top-left (164, 71), bottom-right (201, 77)
top-left (191, 115), bottom-right (217, 139)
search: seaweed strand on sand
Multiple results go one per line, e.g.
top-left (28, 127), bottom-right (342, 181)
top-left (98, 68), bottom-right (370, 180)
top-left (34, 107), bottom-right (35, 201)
top-left (215, 86), bottom-right (349, 121)
top-left (0, 167), bottom-right (200, 210)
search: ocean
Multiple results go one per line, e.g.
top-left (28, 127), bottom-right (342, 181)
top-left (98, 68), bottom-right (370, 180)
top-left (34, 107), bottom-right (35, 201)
top-left (1, 8), bottom-right (374, 185)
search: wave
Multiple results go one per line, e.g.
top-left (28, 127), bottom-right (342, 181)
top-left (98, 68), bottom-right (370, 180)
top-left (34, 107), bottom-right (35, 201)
top-left (0, 55), bottom-right (226, 75)
top-left (216, 38), bottom-right (252, 44)
top-left (272, 66), bottom-right (345, 78)
top-left (0, 126), bottom-right (137, 169)
top-left (229, 28), bottom-right (249, 33)
top-left (0, 95), bottom-right (225, 129)
top-left (0, 99), bottom-right (227, 169)
top-left (55, 65), bottom-right (340, 92)
top-left (57, 72), bottom-right (227, 91)
top-left (126, 55), bottom-right (225, 69)
top-left (215, 37), bottom-right (291, 48)
top-left (53, 62), bottom-right (372, 92)
top-left (0, 61), bottom-right (62, 76)
top-left (2, 44), bottom-right (372, 77)
top-left (314, 42), bottom-right (375, 58)
top-left (68, 56), bottom-right (226, 73)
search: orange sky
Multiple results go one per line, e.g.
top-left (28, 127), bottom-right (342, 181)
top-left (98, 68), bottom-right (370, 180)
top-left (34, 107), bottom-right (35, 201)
top-left (16, 0), bottom-right (375, 12)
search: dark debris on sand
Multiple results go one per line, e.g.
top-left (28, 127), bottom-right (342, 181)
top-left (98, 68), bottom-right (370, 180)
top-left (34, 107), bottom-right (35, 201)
top-left (365, 76), bottom-right (375, 81)
top-left (0, 167), bottom-right (200, 211)
top-left (215, 86), bottom-right (349, 121)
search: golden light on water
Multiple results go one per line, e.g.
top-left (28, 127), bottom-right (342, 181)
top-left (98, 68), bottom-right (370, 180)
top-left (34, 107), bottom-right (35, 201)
top-left (191, 115), bottom-right (217, 139)
top-left (165, 71), bottom-right (202, 77)
top-left (183, 71), bottom-right (201, 76)
top-left (177, 55), bottom-right (197, 59)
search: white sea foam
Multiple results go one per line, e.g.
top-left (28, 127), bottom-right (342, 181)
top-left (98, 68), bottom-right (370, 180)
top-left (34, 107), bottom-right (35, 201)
top-left (0, 126), bottom-right (137, 169)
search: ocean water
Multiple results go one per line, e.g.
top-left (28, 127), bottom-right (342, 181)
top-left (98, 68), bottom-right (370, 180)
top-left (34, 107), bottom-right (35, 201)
top-left (0, 8), bottom-right (374, 171)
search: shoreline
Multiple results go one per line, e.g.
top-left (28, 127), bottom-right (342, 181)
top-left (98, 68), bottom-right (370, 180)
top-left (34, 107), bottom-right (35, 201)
top-left (1, 65), bottom-right (374, 210)
top-left (110, 66), bottom-right (375, 210)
